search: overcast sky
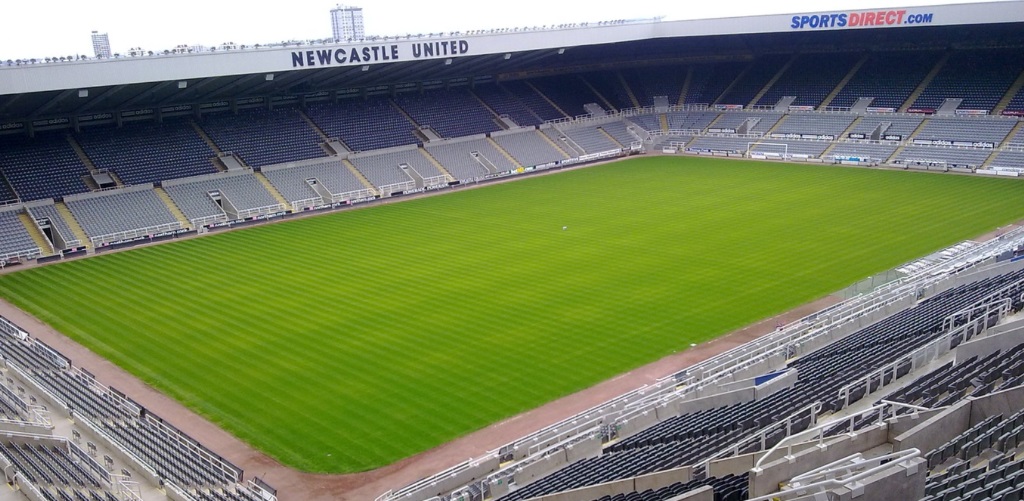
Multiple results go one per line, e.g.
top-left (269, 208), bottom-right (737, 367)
top-left (1, 0), bottom-right (1014, 60)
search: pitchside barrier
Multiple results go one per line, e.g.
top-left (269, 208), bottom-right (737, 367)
top-left (378, 227), bottom-right (1024, 501)
top-left (90, 221), bottom-right (184, 248)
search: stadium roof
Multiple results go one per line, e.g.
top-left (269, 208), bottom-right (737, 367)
top-left (0, 1), bottom-right (1022, 128)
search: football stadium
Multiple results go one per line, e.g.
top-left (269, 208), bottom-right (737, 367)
top-left (1, 1), bottom-right (1024, 500)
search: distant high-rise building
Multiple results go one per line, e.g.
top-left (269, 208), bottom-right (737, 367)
top-left (91, 31), bottom-right (111, 58)
top-left (331, 5), bottom-right (365, 42)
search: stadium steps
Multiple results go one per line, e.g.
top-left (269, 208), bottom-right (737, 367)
top-left (487, 138), bottom-right (523, 169)
top-left (763, 115), bottom-right (788, 137)
top-left (677, 67), bottom-right (693, 105)
top-left (906, 118), bottom-right (932, 142)
top-left (819, 143), bottom-right (839, 160)
top-left (659, 114), bottom-right (669, 132)
top-left (418, 148), bottom-right (456, 182)
top-left (819, 117), bottom-right (863, 159)
top-left (618, 71), bottom-right (641, 108)
top-left (705, 113), bottom-right (726, 130)
top-left (389, 99), bottom-right (423, 130)
top-left (525, 80), bottom-right (570, 119)
top-left (714, 60), bottom-right (754, 106)
top-left (536, 130), bottom-right (572, 159)
top-left (469, 90), bottom-right (505, 125)
top-left (322, 138), bottom-right (352, 156)
top-left (253, 172), bottom-right (293, 209)
top-left (65, 136), bottom-right (99, 173)
top-left (838, 116), bottom-right (864, 140)
top-left (54, 202), bottom-right (91, 249)
top-left (0, 177), bottom-right (16, 202)
top-left (1001, 122), bottom-right (1024, 147)
top-left (342, 159), bottom-right (381, 195)
top-left (747, 54), bottom-right (799, 108)
top-left (600, 128), bottom-right (625, 149)
top-left (993, 69), bottom-right (1024, 115)
top-left (885, 119), bottom-right (931, 164)
top-left (819, 54), bottom-right (871, 109)
top-left (297, 110), bottom-right (331, 142)
top-left (580, 76), bottom-right (619, 112)
top-left (899, 52), bottom-right (950, 112)
top-left (18, 212), bottom-right (53, 256)
top-left (190, 122), bottom-right (223, 156)
top-left (980, 151), bottom-right (1000, 169)
top-left (153, 187), bottom-right (192, 229)
top-left (886, 145), bottom-right (908, 165)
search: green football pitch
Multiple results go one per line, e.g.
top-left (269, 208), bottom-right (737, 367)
top-left (2, 156), bottom-right (1024, 473)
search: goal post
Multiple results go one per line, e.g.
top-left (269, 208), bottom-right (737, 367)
top-left (747, 142), bottom-right (788, 160)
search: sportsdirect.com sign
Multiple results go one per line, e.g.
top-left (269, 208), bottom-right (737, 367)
top-left (790, 9), bottom-right (934, 29)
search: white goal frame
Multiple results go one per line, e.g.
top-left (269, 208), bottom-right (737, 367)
top-left (747, 142), bottom-right (788, 160)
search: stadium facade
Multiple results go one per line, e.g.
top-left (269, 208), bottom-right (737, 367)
top-left (1, 2), bottom-right (1024, 500)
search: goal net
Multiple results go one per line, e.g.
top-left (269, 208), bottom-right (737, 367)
top-left (747, 142), bottom-right (789, 160)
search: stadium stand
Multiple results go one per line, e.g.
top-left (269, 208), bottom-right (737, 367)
top-left (684, 136), bottom-right (752, 154)
top-left (592, 474), bottom-right (748, 501)
top-left (844, 114), bottom-right (925, 140)
top-left (304, 97), bottom-right (419, 152)
top-left (0, 133), bottom-right (90, 202)
top-left (830, 51), bottom-right (943, 110)
top-left (716, 54), bottom-right (793, 107)
top-left (887, 348), bottom-right (1024, 412)
top-left (912, 117), bottom-right (1017, 145)
top-left (199, 108), bottom-right (325, 167)
top-left (162, 171), bottom-right (283, 225)
top-left (750, 139), bottom-right (832, 158)
top-left (584, 71), bottom-right (636, 111)
top-left (0, 315), bottom-right (272, 501)
top-left (756, 52), bottom-right (863, 108)
top-left (500, 80), bottom-right (566, 122)
top-left (893, 145), bottom-right (993, 169)
top-left (530, 75), bottom-right (604, 117)
top-left (827, 141), bottom-right (900, 162)
top-left (348, 147), bottom-right (446, 189)
top-left (771, 113), bottom-right (857, 137)
top-left (26, 202), bottom-right (83, 250)
top-left (989, 150), bottom-right (1024, 171)
top-left (665, 110), bottom-right (720, 132)
top-left (63, 186), bottom-right (179, 243)
top-left (0, 208), bottom-right (39, 259)
top-left (911, 48), bottom-right (1024, 111)
top-left (262, 158), bottom-right (373, 205)
top-left (1006, 87), bottom-right (1024, 114)
top-left (472, 82), bottom-right (546, 127)
top-left (490, 130), bottom-right (568, 167)
top-left (3, 8), bottom-right (1024, 501)
top-left (394, 88), bottom-right (499, 138)
top-left (562, 125), bottom-right (621, 154)
top-left (620, 67), bottom-right (689, 108)
top-left (1, 441), bottom-right (105, 490)
top-left (684, 62), bottom-right (748, 106)
top-left (541, 127), bottom-right (583, 157)
top-left (0, 178), bottom-right (16, 206)
top-left (625, 114), bottom-right (663, 134)
top-left (707, 111), bottom-right (785, 134)
top-left (490, 267), bottom-right (1024, 501)
top-left (75, 120), bottom-right (217, 187)
top-left (598, 120), bottom-right (641, 147)
top-left (425, 137), bottom-right (519, 180)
